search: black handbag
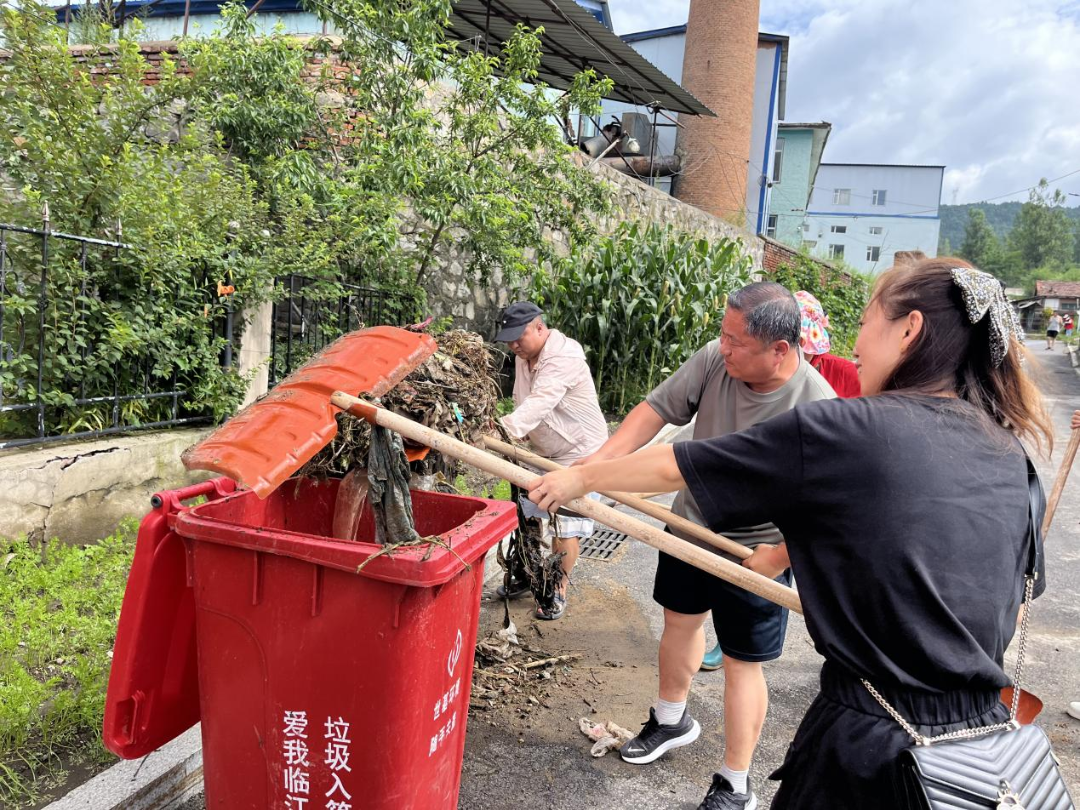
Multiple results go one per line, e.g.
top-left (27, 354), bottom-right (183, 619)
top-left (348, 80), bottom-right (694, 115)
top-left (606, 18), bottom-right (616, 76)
top-left (862, 456), bottom-right (1075, 810)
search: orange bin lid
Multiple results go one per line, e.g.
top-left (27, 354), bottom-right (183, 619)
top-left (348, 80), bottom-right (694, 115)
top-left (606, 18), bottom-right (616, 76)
top-left (182, 326), bottom-right (437, 498)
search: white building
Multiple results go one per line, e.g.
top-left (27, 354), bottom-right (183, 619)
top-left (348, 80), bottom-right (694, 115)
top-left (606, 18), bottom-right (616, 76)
top-left (597, 26), bottom-right (788, 235)
top-left (803, 163), bottom-right (944, 274)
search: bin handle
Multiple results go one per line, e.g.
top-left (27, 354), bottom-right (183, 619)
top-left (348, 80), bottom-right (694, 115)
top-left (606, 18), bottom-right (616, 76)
top-left (151, 478), bottom-right (235, 513)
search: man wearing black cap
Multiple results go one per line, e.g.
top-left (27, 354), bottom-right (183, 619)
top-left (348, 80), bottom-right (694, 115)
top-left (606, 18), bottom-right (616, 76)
top-left (495, 302), bottom-right (608, 620)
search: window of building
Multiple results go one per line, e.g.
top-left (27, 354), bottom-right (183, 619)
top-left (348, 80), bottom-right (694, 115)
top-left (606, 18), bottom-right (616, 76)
top-left (872, 189), bottom-right (887, 206)
top-left (803, 240), bottom-right (817, 249)
top-left (772, 138), bottom-right (785, 183)
top-left (830, 225), bottom-right (847, 234)
top-left (1060, 301), bottom-right (1078, 312)
top-left (802, 222), bottom-right (811, 232)
top-left (765, 214), bottom-right (778, 238)
top-left (866, 246), bottom-right (881, 262)
top-left (833, 188), bottom-right (851, 205)
top-left (869, 226), bottom-right (884, 235)
top-left (829, 244), bottom-right (845, 259)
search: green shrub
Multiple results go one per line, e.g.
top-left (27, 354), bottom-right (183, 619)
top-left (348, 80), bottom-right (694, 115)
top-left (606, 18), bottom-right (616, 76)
top-left (534, 221), bottom-right (754, 414)
top-left (767, 251), bottom-right (871, 359)
top-left (0, 521), bottom-right (137, 804)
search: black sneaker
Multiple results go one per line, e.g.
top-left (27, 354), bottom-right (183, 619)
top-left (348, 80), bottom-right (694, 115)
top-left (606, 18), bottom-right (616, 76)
top-left (496, 577), bottom-right (531, 599)
top-left (619, 707), bottom-right (701, 764)
top-left (697, 774), bottom-right (757, 810)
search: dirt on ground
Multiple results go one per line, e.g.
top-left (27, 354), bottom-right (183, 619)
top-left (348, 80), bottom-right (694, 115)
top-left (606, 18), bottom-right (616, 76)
top-left (463, 580), bottom-right (715, 791)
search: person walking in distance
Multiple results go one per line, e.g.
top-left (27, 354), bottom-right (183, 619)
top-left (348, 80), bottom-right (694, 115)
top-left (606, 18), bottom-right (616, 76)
top-left (1047, 311), bottom-right (1063, 350)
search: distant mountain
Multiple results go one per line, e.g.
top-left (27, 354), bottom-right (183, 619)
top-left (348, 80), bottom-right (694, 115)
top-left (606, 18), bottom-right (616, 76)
top-left (938, 201), bottom-right (1080, 253)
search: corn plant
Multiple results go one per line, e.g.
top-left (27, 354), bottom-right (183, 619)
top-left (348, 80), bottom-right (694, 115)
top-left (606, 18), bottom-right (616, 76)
top-left (534, 222), bottom-right (753, 414)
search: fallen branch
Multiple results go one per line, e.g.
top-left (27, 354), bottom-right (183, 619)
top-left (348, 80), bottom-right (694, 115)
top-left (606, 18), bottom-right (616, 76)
top-left (523, 654), bottom-right (581, 670)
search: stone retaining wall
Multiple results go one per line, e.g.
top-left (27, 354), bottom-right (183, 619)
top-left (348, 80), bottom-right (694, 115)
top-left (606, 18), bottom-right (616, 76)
top-left (0, 429), bottom-right (211, 543)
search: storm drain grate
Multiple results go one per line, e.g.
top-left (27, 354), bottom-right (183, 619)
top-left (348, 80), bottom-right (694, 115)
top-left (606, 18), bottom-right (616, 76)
top-left (578, 527), bottom-right (629, 561)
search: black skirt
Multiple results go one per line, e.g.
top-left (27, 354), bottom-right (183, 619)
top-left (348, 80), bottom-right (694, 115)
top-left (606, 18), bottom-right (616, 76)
top-left (769, 661), bottom-right (1008, 809)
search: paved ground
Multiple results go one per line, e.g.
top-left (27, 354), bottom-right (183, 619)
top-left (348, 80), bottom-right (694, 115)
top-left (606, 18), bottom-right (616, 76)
top-left (178, 343), bottom-right (1080, 809)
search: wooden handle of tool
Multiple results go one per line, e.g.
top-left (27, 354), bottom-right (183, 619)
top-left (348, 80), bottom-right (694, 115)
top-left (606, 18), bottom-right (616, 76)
top-left (633, 492), bottom-right (675, 506)
top-left (481, 436), bottom-right (751, 560)
top-left (1043, 427), bottom-right (1080, 538)
top-left (330, 393), bottom-right (802, 614)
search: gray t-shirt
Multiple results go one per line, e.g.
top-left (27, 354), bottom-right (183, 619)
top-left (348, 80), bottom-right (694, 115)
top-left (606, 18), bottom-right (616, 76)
top-left (645, 339), bottom-right (836, 557)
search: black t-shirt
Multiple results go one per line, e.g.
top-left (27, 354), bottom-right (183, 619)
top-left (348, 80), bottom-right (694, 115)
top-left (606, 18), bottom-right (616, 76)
top-left (675, 394), bottom-right (1038, 692)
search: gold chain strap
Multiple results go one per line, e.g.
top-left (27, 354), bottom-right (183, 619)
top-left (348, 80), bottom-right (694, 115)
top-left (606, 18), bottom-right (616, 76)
top-left (861, 576), bottom-right (1034, 747)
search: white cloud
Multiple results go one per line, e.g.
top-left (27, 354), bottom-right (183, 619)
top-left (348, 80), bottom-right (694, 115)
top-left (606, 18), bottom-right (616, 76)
top-left (610, 0), bottom-right (688, 36)
top-left (607, 0), bottom-right (1080, 204)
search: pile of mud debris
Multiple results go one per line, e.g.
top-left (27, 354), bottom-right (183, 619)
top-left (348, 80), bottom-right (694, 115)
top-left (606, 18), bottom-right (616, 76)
top-left (298, 329), bottom-right (503, 481)
top-left (471, 620), bottom-right (579, 717)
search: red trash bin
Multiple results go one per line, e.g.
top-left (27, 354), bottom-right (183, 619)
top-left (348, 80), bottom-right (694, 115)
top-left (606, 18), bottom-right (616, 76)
top-left (104, 475), bottom-right (516, 810)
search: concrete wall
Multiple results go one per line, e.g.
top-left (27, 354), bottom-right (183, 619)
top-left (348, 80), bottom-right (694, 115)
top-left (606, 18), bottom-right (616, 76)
top-left (0, 429), bottom-right (211, 543)
top-left (767, 128), bottom-right (813, 247)
top-left (593, 160), bottom-right (764, 269)
top-left (746, 42), bottom-right (782, 235)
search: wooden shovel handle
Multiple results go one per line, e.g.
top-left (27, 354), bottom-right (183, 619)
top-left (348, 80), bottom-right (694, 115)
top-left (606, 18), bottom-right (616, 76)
top-left (329, 392), bottom-right (802, 614)
top-left (481, 436), bottom-right (751, 560)
top-left (1042, 427), bottom-right (1080, 539)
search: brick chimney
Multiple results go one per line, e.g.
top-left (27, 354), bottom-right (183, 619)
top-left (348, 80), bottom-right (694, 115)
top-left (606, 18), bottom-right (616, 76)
top-left (675, 0), bottom-right (761, 224)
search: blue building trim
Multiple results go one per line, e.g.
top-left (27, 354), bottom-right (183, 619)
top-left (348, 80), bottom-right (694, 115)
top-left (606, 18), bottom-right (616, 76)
top-left (52, 0), bottom-right (303, 20)
top-left (54, 0), bottom-right (615, 27)
top-left (620, 24), bottom-right (687, 43)
top-left (755, 44), bottom-right (782, 235)
top-left (806, 211), bottom-right (940, 220)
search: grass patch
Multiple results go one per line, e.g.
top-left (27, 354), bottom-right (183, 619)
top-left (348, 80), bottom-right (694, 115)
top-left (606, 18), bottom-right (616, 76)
top-left (454, 474), bottom-right (512, 501)
top-left (0, 521), bottom-right (136, 805)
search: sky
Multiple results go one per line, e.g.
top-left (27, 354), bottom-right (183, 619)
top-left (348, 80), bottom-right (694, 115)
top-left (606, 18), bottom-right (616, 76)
top-left (607, 0), bottom-right (1080, 206)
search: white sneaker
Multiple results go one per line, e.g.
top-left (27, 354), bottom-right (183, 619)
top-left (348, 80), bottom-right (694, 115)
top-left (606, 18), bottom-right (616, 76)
top-left (1067, 702), bottom-right (1080, 721)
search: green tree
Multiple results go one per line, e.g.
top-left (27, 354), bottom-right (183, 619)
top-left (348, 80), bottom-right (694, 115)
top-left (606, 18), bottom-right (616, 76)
top-left (0, 3), bottom-right (273, 430)
top-left (184, 2), bottom-right (613, 290)
top-left (1008, 179), bottom-right (1075, 271)
top-left (959, 209), bottom-right (1000, 267)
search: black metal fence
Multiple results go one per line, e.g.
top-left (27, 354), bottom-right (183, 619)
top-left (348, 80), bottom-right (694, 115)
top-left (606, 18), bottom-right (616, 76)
top-left (0, 219), bottom-right (226, 449)
top-left (269, 274), bottom-right (421, 385)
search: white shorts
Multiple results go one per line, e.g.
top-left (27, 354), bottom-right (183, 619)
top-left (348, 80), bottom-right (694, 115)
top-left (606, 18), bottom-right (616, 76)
top-left (518, 492), bottom-right (602, 539)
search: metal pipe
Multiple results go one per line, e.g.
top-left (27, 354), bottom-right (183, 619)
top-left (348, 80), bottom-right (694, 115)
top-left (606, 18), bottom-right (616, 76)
top-left (0, 229), bottom-right (7, 408)
top-left (36, 205), bottom-right (50, 441)
top-left (648, 103), bottom-right (659, 187)
top-left (286, 274), bottom-right (295, 374)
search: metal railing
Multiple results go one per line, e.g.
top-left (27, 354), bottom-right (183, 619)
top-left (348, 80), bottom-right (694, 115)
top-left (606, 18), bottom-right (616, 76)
top-left (0, 215), bottom-right (225, 449)
top-left (268, 274), bottom-right (421, 385)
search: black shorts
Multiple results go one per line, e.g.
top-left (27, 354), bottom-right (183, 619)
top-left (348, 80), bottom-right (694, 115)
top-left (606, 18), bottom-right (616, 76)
top-left (1047, 330), bottom-right (1059, 338)
top-left (653, 548), bottom-right (792, 662)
